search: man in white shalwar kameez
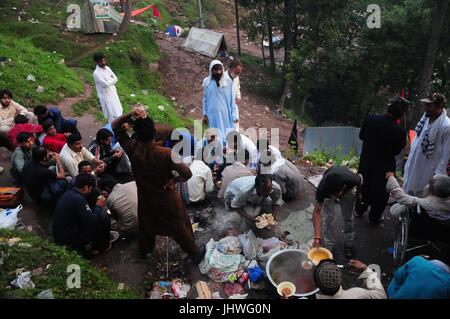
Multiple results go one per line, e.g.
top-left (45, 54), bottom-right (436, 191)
top-left (225, 60), bottom-right (243, 130)
top-left (403, 93), bottom-right (450, 196)
top-left (93, 52), bottom-right (123, 123)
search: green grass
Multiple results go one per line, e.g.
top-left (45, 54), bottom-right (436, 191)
top-left (303, 147), bottom-right (360, 169)
top-left (0, 0), bottom-right (187, 127)
top-left (73, 25), bottom-right (186, 127)
top-left (0, 229), bottom-right (139, 299)
top-left (0, 36), bottom-right (84, 107)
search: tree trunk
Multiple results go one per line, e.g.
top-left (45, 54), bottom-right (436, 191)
top-left (265, 0), bottom-right (276, 73)
top-left (414, 0), bottom-right (449, 123)
top-left (283, 0), bottom-right (294, 67)
top-left (234, 0), bottom-right (241, 56)
top-left (119, 0), bottom-right (133, 33)
top-left (279, 79), bottom-right (291, 113)
top-left (119, 0), bottom-right (125, 12)
top-left (261, 36), bottom-right (266, 68)
top-left (279, 0), bottom-right (295, 113)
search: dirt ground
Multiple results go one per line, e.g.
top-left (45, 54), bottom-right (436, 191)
top-left (155, 33), bottom-right (294, 149)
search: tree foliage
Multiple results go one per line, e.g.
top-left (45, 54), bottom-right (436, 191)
top-left (239, 0), bottom-right (450, 126)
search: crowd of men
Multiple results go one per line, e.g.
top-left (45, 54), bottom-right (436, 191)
top-left (0, 51), bottom-right (449, 298)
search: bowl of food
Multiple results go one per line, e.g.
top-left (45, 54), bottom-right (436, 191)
top-left (266, 249), bottom-right (319, 297)
top-left (277, 281), bottom-right (296, 298)
top-left (307, 247), bottom-right (333, 265)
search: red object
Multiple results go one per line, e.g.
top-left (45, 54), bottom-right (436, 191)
top-left (8, 123), bottom-right (43, 148)
top-left (409, 130), bottom-right (416, 145)
top-left (152, 5), bottom-right (161, 20)
top-left (238, 272), bottom-right (249, 284)
top-left (119, 4), bottom-right (162, 20)
top-left (43, 134), bottom-right (67, 153)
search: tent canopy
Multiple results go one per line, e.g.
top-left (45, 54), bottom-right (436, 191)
top-left (181, 27), bottom-right (227, 58)
top-left (302, 126), bottom-right (362, 157)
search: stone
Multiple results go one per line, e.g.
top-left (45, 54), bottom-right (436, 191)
top-left (148, 63), bottom-right (159, 72)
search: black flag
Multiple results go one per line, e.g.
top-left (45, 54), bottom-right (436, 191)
top-left (288, 119), bottom-right (299, 152)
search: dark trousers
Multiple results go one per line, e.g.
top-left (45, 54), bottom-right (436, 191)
top-left (138, 217), bottom-right (200, 261)
top-left (358, 173), bottom-right (389, 224)
top-left (69, 211), bottom-right (111, 252)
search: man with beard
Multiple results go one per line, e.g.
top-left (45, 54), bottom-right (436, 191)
top-left (403, 93), bottom-right (450, 196)
top-left (202, 60), bottom-right (238, 141)
top-left (356, 96), bottom-right (409, 224)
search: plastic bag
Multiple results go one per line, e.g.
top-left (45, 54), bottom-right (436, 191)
top-left (238, 230), bottom-right (258, 260)
top-left (37, 289), bottom-right (54, 299)
top-left (10, 271), bottom-right (35, 289)
top-left (248, 266), bottom-right (265, 282)
top-left (199, 239), bottom-right (246, 282)
top-left (0, 205), bottom-right (23, 229)
top-left (217, 236), bottom-right (242, 255)
top-left (257, 237), bottom-right (286, 261)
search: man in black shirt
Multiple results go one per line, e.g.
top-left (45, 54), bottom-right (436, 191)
top-left (357, 97), bottom-right (409, 224)
top-left (22, 146), bottom-right (67, 206)
top-left (313, 166), bottom-right (362, 258)
top-left (52, 173), bottom-right (112, 255)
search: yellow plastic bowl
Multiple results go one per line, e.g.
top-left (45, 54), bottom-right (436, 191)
top-left (307, 247), bottom-right (333, 265)
top-left (277, 281), bottom-right (296, 298)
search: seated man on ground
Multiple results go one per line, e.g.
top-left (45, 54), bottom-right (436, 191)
top-left (33, 105), bottom-right (78, 134)
top-left (88, 128), bottom-right (130, 178)
top-left (197, 128), bottom-right (226, 181)
top-left (42, 120), bottom-right (68, 153)
top-left (71, 160), bottom-right (110, 210)
top-left (257, 138), bottom-right (305, 201)
top-left (386, 172), bottom-right (450, 241)
top-left (0, 89), bottom-right (37, 150)
top-left (218, 149), bottom-right (254, 199)
top-left (22, 146), bottom-right (68, 206)
top-left (60, 133), bottom-right (105, 178)
top-left (388, 256), bottom-right (450, 299)
top-left (100, 175), bottom-right (138, 235)
top-left (314, 259), bottom-right (387, 299)
top-left (180, 149), bottom-right (215, 205)
top-left (7, 114), bottom-right (42, 149)
top-left (10, 132), bottom-right (35, 182)
top-left (52, 173), bottom-right (114, 256)
top-left (163, 128), bottom-right (196, 160)
top-left (223, 174), bottom-right (283, 230)
top-left (312, 166), bottom-right (362, 258)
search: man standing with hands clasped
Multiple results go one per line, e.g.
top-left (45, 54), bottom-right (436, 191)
top-left (93, 52), bottom-right (123, 123)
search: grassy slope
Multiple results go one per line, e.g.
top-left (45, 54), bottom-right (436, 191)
top-left (0, 0), bottom-right (185, 127)
top-left (0, 229), bottom-right (138, 298)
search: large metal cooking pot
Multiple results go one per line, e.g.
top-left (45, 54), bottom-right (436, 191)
top-left (266, 249), bottom-right (319, 297)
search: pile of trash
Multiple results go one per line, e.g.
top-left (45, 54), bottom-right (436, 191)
top-left (198, 230), bottom-right (297, 289)
top-left (149, 279), bottom-right (191, 299)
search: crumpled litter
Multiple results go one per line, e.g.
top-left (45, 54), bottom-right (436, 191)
top-left (224, 282), bottom-right (245, 297)
top-left (217, 236), bottom-right (242, 255)
top-left (11, 271), bottom-right (35, 289)
top-left (199, 239), bottom-right (246, 282)
top-left (37, 289), bottom-right (54, 299)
